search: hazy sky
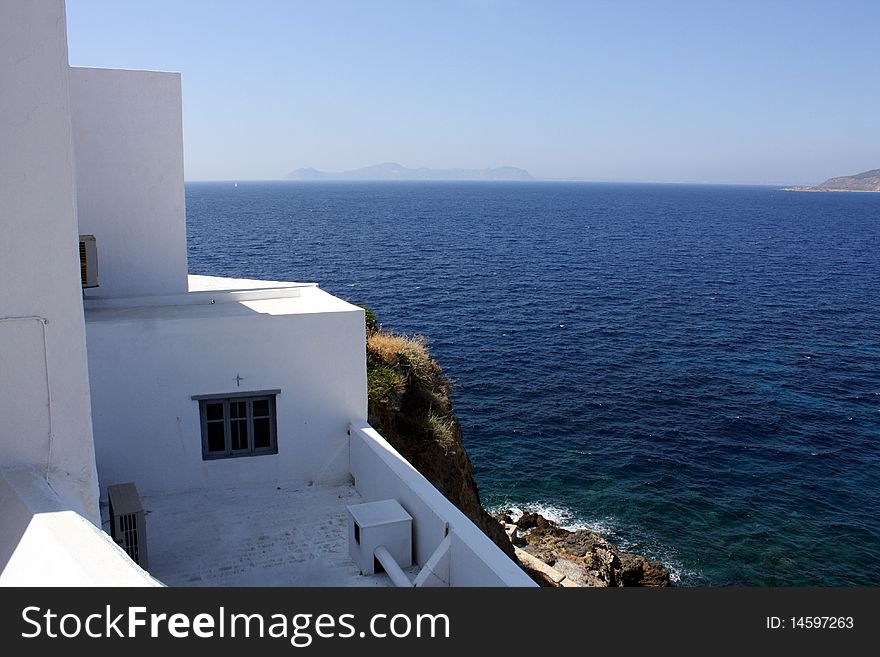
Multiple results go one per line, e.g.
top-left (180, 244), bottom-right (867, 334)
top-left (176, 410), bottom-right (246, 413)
top-left (66, 0), bottom-right (879, 184)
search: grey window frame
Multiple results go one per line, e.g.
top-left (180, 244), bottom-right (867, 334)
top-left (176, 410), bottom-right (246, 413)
top-left (194, 391), bottom-right (279, 460)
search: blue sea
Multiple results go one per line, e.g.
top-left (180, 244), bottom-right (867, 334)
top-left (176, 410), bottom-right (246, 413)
top-left (186, 181), bottom-right (880, 586)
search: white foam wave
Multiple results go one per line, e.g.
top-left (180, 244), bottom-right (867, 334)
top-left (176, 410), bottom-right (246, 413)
top-left (487, 499), bottom-right (616, 534)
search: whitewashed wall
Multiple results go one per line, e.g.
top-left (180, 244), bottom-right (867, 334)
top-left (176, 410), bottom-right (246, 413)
top-left (86, 308), bottom-right (367, 497)
top-left (70, 67), bottom-right (188, 298)
top-left (0, 0), bottom-right (100, 524)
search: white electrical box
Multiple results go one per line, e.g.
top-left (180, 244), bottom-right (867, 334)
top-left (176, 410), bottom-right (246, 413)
top-left (347, 499), bottom-right (412, 575)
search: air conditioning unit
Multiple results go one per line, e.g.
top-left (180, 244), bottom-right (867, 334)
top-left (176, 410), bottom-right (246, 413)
top-left (107, 482), bottom-right (148, 569)
top-left (79, 234), bottom-right (98, 288)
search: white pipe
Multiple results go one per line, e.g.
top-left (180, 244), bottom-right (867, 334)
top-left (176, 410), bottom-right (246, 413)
top-left (374, 546), bottom-right (413, 587)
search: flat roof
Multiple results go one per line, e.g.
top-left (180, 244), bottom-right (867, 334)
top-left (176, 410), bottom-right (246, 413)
top-left (84, 275), bottom-right (361, 322)
top-left (136, 482), bottom-right (403, 587)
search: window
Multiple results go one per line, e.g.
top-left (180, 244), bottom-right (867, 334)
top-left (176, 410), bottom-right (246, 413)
top-left (193, 391), bottom-right (279, 460)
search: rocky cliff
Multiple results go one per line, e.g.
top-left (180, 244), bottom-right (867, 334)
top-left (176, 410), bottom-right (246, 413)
top-left (363, 308), bottom-right (670, 586)
top-left (363, 311), bottom-right (515, 559)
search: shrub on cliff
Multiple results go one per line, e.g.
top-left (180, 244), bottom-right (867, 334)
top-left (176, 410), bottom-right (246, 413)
top-left (363, 306), bottom-right (379, 336)
top-left (365, 329), bottom-right (452, 451)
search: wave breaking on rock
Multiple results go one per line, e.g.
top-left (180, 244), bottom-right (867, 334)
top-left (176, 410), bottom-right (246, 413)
top-left (496, 509), bottom-right (672, 587)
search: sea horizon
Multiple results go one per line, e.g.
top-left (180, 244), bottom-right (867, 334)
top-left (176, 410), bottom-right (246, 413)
top-left (185, 178), bottom-right (806, 188)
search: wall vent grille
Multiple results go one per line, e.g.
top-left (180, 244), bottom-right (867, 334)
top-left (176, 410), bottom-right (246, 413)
top-left (107, 482), bottom-right (148, 569)
top-left (79, 235), bottom-right (98, 288)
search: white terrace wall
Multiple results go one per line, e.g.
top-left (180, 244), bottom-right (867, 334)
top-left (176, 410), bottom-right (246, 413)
top-left (0, 0), bottom-right (99, 524)
top-left (70, 67), bottom-right (188, 298)
top-left (350, 423), bottom-right (536, 587)
top-left (86, 305), bottom-right (367, 498)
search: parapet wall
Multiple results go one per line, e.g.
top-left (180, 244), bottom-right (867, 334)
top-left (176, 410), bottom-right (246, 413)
top-left (349, 422), bottom-right (536, 587)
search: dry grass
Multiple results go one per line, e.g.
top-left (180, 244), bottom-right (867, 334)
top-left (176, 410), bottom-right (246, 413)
top-left (367, 331), bottom-right (435, 382)
top-left (366, 326), bottom-right (455, 442)
top-left (426, 410), bottom-right (457, 452)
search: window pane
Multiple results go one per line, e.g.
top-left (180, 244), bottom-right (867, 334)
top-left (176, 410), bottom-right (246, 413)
top-left (206, 422), bottom-right (226, 453)
top-left (231, 418), bottom-right (249, 450)
top-left (230, 401), bottom-right (247, 419)
top-left (206, 402), bottom-right (224, 422)
top-left (253, 418), bottom-right (271, 449)
top-left (201, 394), bottom-right (276, 460)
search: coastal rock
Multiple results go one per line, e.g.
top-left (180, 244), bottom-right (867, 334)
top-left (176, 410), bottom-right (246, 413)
top-left (515, 511), bottom-right (557, 532)
top-left (498, 510), bottom-right (671, 587)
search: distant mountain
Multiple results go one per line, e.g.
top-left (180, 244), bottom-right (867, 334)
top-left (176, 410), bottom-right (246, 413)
top-left (787, 168), bottom-right (880, 192)
top-left (813, 169), bottom-right (880, 191)
top-left (285, 162), bottom-right (533, 181)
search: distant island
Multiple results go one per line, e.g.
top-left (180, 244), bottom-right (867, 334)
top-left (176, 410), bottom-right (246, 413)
top-left (783, 168), bottom-right (880, 192)
top-left (285, 162), bottom-right (533, 181)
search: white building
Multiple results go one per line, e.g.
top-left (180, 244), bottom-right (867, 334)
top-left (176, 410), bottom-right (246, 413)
top-left (0, 0), bottom-right (533, 587)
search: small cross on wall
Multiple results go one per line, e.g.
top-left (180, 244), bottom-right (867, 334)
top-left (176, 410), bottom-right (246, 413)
top-left (234, 373), bottom-right (244, 387)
